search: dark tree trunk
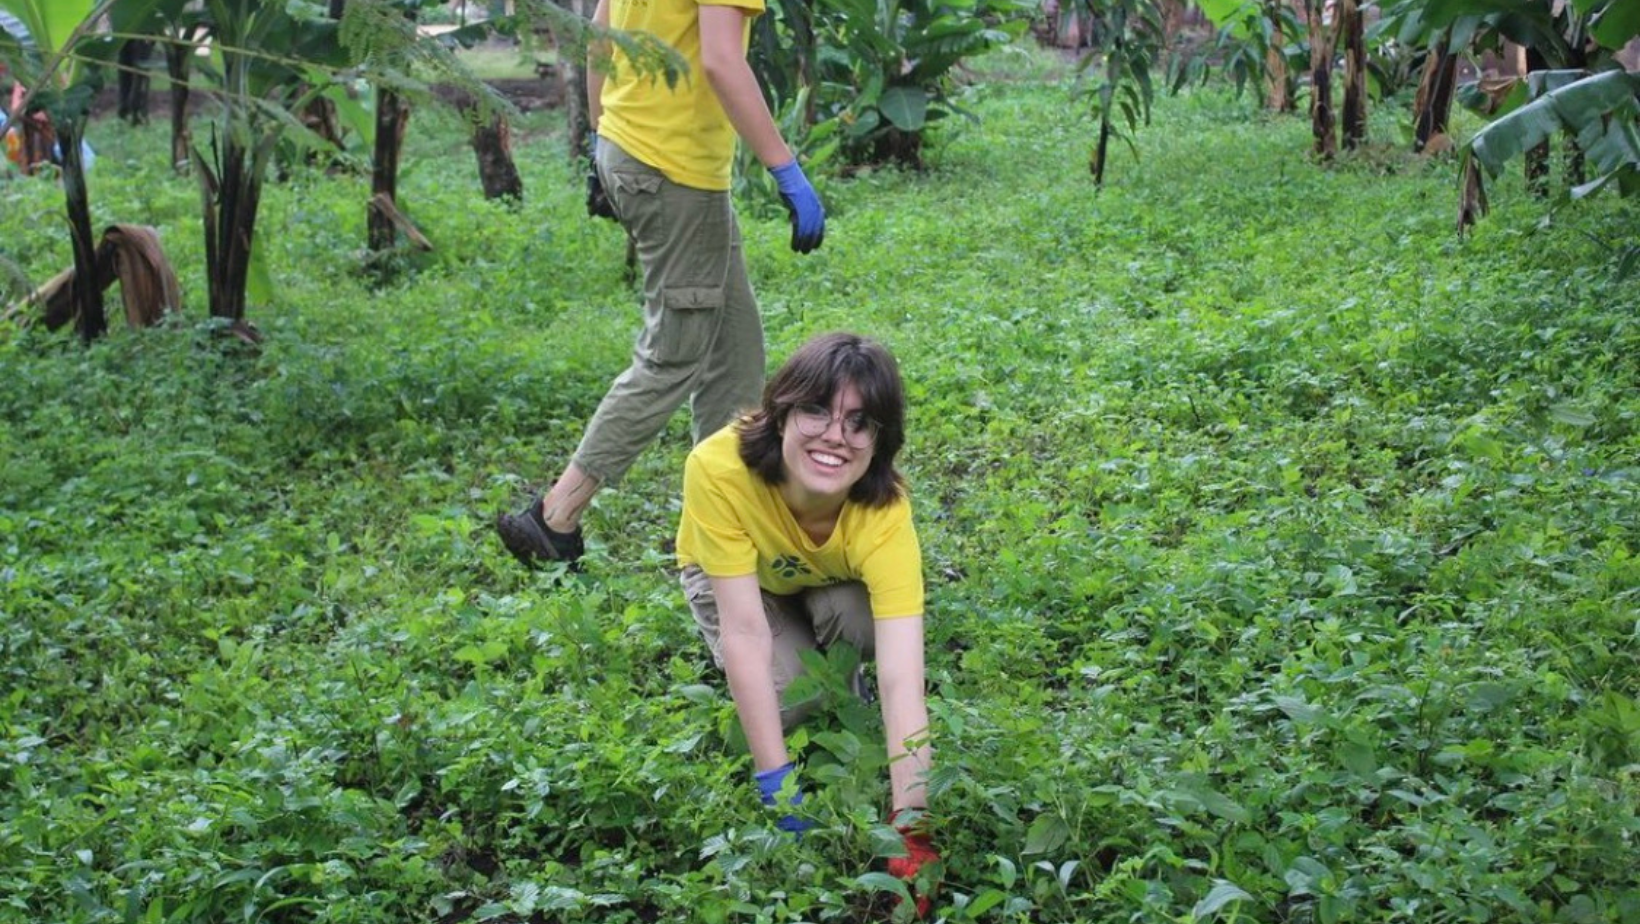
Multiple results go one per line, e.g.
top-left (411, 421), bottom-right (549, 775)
top-left (1090, 118), bottom-right (1111, 187)
top-left (166, 39), bottom-right (193, 173)
top-left (1339, 0), bottom-right (1366, 149)
top-left (873, 126), bottom-right (924, 171)
top-left (201, 135), bottom-right (263, 324)
top-left (369, 89), bottom-right (411, 252)
top-left (1412, 29), bottom-right (1458, 152)
top-left (58, 118), bottom-right (107, 342)
top-left (118, 40), bottom-right (152, 126)
top-left (464, 96), bottom-right (524, 202)
top-left (1306, 0), bottom-right (1335, 160)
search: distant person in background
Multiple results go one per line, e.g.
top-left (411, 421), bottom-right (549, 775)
top-left (495, 0), bottom-right (825, 567)
top-left (3, 82), bottom-right (95, 176)
top-left (676, 332), bottom-right (940, 917)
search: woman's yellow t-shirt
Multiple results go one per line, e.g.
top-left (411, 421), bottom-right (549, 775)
top-left (598, 0), bottom-right (763, 191)
top-left (677, 425), bottom-right (925, 619)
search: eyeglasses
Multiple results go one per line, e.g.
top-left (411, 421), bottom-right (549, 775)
top-left (790, 403), bottom-right (880, 448)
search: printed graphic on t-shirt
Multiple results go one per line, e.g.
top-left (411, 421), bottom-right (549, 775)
top-left (770, 554), bottom-right (812, 580)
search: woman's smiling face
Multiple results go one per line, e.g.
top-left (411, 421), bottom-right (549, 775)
top-left (780, 381), bottom-right (875, 509)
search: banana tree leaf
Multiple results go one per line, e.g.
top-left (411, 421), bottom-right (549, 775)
top-left (0, 0), bottom-right (93, 56)
top-left (1591, 1), bottom-right (1640, 50)
top-left (846, 107), bottom-right (881, 138)
top-left (1577, 101), bottom-right (1640, 174)
top-left (1197, 0), bottom-right (1258, 27)
top-left (879, 85), bottom-right (928, 131)
top-left (108, 0), bottom-right (170, 36)
top-left (1467, 70), bottom-right (1640, 178)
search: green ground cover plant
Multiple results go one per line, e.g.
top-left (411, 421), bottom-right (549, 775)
top-left (2, 44), bottom-right (1637, 923)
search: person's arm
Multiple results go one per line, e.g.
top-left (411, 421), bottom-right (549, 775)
top-left (875, 616), bottom-right (931, 811)
top-left (713, 572), bottom-right (789, 772)
top-left (697, 4), bottom-right (793, 169)
top-left (586, 0), bottom-right (611, 133)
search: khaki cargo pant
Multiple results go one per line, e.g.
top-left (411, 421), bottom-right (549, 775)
top-left (680, 565), bottom-right (875, 730)
top-left (571, 140), bottom-right (766, 484)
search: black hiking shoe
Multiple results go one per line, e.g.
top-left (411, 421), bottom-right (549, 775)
top-left (496, 496), bottom-right (585, 569)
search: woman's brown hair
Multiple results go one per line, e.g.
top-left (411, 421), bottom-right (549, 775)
top-left (737, 332), bottom-right (907, 507)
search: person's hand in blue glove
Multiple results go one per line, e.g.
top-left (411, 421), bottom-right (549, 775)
top-left (768, 160), bottom-right (824, 254)
top-left (754, 761), bottom-right (813, 836)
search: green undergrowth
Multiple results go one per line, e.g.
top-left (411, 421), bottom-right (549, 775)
top-left (1, 64), bottom-right (1637, 924)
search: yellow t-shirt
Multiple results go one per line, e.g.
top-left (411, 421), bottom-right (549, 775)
top-left (599, 0), bottom-right (763, 191)
top-left (677, 425), bottom-right (925, 619)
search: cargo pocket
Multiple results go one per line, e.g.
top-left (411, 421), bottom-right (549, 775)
top-left (606, 169), bottom-right (662, 200)
top-left (641, 284), bottom-right (723, 367)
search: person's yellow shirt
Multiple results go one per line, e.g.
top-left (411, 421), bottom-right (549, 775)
top-left (678, 425), bottom-right (925, 619)
top-left (599, 0), bottom-right (764, 191)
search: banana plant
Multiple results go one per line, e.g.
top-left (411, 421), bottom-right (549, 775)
top-left (811, 0), bottom-right (1033, 167)
top-left (1454, 0), bottom-right (1640, 277)
top-left (0, 0), bottom-right (165, 341)
top-left (1076, 0), bottom-right (1162, 187)
top-left (1176, 0), bottom-right (1304, 111)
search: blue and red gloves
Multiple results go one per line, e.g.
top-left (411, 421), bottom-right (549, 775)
top-left (755, 762), bottom-right (813, 836)
top-left (886, 808), bottom-right (940, 918)
top-left (769, 160), bottom-right (825, 254)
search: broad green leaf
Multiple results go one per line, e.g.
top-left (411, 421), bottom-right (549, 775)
top-left (1193, 880), bottom-right (1254, 919)
top-left (1022, 812), bottom-right (1070, 855)
top-left (854, 871), bottom-right (912, 901)
top-left (1591, 0), bottom-right (1640, 50)
top-left (1468, 71), bottom-right (1640, 179)
top-left (993, 855), bottom-right (1018, 890)
top-left (1197, 0), bottom-right (1258, 28)
top-left (878, 85), bottom-right (928, 131)
top-left (0, 1), bottom-right (82, 55)
top-left (1337, 738), bottom-right (1377, 777)
top-left (1548, 403), bottom-right (1597, 428)
top-left (966, 889), bottom-right (1007, 917)
top-left (1196, 787), bottom-right (1251, 824)
top-left (1273, 695), bottom-right (1323, 725)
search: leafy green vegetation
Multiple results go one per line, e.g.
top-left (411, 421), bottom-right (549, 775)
top-left (2, 48), bottom-right (1638, 923)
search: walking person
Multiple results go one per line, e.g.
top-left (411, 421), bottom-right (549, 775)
top-left (497, 0), bottom-right (825, 567)
top-left (676, 332), bottom-right (940, 916)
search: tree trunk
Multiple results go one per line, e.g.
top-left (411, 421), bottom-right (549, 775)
top-left (1339, 0), bottom-right (1366, 149)
top-left (1411, 29), bottom-right (1458, 152)
top-left (1090, 118), bottom-right (1111, 187)
top-left (166, 39), bottom-right (193, 173)
top-left (118, 40), bottom-right (152, 126)
top-left (1265, 0), bottom-right (1290, 113)
top-left (1306, 0), bottom-right (1335, 160)
top-left (201, 132), bottom-right (264, 325)
top-left (58, 118), bottom-right (107, 342)
top-left (453, 89), bottom-right (523, 201)
top-left (369, 89), bottom-right (411, 253)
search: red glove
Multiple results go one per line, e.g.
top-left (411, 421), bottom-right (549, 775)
top-left (885, 809), bottom-right (940, 918)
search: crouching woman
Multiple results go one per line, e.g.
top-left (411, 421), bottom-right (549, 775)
top-left (676, 332), bottom-right (938, 912)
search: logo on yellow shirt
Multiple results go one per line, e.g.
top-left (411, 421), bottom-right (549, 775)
top-left (771, 555), bottom-right (812, 580)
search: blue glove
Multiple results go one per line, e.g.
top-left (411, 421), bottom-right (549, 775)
top-left (755, 762), bottom-right (813, 835)
top-left (769, 160), bottom-right (825, 254)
